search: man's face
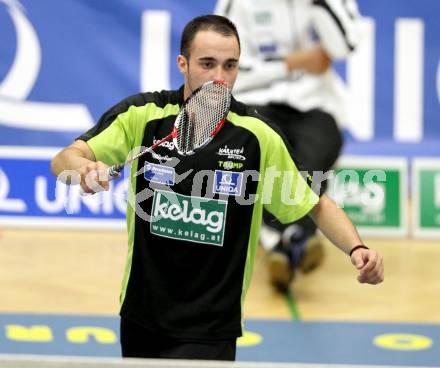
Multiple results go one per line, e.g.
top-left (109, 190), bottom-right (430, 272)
top-left (177, 30), bottom-right (240, 99)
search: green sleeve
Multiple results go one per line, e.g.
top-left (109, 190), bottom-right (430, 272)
top-left (262, 134), bottom-right (319, 224)
top-left (87, 107), bottom-right (134, 166)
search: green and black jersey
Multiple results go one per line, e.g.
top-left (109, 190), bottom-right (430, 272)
top-left (78, 87), bottom-right (319, 340)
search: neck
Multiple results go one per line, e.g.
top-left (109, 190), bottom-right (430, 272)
top-left (183, 84), bottom-right (192, 101)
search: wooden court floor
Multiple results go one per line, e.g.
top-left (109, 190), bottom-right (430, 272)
top-left (1, 229), bottom-right (440, 323)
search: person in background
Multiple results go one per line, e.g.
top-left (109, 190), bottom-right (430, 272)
top-left (216, 0), bottom-right (363, 291)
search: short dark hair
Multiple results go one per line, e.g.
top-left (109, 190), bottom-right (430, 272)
top-left (180, 15), bottom-right (240, 60)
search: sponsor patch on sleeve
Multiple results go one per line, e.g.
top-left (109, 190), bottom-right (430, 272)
top-left (144, 162), bottom-right (175, 185)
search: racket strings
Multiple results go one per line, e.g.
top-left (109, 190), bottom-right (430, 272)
top-left (176, 82), bottom-right (230, 155)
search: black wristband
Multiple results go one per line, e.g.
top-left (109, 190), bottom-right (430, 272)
top-left (349, 245), bottom-right (369, 257)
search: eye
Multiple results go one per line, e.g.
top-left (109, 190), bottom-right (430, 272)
top-left (201, 61), bottom-right (213, 69)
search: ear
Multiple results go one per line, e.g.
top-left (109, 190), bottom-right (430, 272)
top-left (177, 54), bottom-right (188, 75)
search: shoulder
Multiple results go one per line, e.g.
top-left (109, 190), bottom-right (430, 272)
top-left (228, 98), bottom-right (287, 141)
top-left (78, 89), bottom-right (181, 141)
top-left (114, 89), bottom-right (180, 113)
top-left (97, 89), bottom-right (180, 123)
top-left (228, 98), bottom-right (304, 168)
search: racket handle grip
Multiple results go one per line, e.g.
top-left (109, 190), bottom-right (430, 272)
top-left (108, 163), bottom-right (124, 179)
top-left (79, 163), bottom-right (123, 196)
top-left (79, 187), bottom-right (90, 196)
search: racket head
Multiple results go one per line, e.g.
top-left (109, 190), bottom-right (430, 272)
top-left (173, 80), bottom-right (231, 156)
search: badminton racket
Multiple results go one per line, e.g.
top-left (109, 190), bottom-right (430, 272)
top-left (81, 79), bottom-right (231, 194)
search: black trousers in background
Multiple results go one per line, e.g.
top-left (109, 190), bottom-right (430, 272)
top-left (254, 104), bottom-right (344, 238)
top-left (120, 317), bottom-right (237, 361)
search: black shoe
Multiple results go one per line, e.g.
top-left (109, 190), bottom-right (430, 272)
top-left (267, 247), bottom-right (294, 292)
top-left (300, 236), bottom-right (325, 273)
top-left (266, 224), bottom-right (304, 292)
top-left (267, 233), bottom-right (325, 292)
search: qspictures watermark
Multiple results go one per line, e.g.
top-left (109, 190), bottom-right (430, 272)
top-left (56, 162), bottom-right (388, 222)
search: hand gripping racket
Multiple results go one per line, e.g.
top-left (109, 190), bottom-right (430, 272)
top-left (82, 80), bottom-right (231, 193)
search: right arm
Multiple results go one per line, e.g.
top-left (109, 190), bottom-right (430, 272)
top-left (51, 94), bottom-right (137, 193)
top-left (51, 140), bottom-right (110, 193)
top-left (51, 140), bottom-right (95, 175)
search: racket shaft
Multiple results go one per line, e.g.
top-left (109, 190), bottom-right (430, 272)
top-left (108, 164), bottom-right (124, 179)
top-left (106, 132), bottom-right (175, 180)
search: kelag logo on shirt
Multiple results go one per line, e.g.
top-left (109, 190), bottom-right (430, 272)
top-left (150, 190), bottom-right (228, 246)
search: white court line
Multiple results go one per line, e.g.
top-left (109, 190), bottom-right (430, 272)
top-left (0, 354), bottom-right (438, 368)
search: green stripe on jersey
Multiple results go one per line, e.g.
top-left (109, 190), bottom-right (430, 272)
top-left (227, 111), bottom-right (319, 322)
top-left (86, 101), bottom-right (180, 307)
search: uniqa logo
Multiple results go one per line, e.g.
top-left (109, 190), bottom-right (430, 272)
top-left (152, 190), bottom-right (225, 233)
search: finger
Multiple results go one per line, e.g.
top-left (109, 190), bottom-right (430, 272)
top-left (80, 182), bottom-right (93, 194)
top-left (373, 257), bottom-right (385, 284)
top-left (96, 162), bottom-right (111, 191)
top-left (83, 169), bottom-right (106, 193)
top-left (359, 257), bottom-right (384, 284)
top-left (361, 272), bottom-right (381, 285)
top-left (367, 272), bottom-right (384, 285)
top-left (379, 265), bottom-right (385, 282)
top-left (357, 258), bottom-right (376, 282)
top-left (357, 273), bottom-right (367, 283)
top-left (82, 170), bottom-right (98, 193)
top-left (373, 256), bottom-right (384, 276)
top-left (77, 167), bottom-right (94, 193)
top-left (359, 261), bottom-right (375, 277)
top-left (96, 169), bottom-right (110, 191)
top-left (372, 255), bottom-right (384, 278)
top-left (358, 272), bottom-right (379, 284)
top-left (359, 252), bottom-right (378, 273)
top-left (363, 249), bottom-right (378, 263)
top-left (351, 252), bottom-right (365, 269)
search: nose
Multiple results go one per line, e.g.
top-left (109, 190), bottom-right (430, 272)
top-left (212, 66), bottom-right (225, 82)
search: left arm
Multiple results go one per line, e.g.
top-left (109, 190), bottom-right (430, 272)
top-left (309, 194), bottom-right (384, 284)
